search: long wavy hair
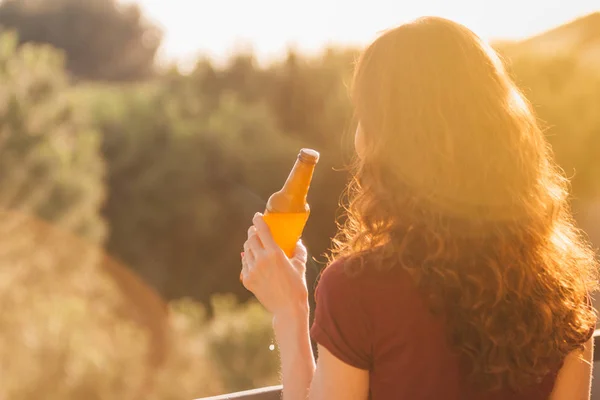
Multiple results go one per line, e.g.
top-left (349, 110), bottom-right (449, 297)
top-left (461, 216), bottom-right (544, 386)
top-left (331, 16), bottom-right (598, 391)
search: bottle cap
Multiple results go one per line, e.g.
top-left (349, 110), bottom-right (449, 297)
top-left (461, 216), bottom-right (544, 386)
top-left (299, 148), bottom-right (320, 164)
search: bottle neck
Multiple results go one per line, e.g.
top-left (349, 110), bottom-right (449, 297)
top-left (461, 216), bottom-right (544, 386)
top-left (280, 158), bottom-right (316, 206)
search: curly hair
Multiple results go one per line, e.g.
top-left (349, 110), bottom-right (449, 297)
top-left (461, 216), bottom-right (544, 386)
top-left (330, 16), bottom-right (598, 391)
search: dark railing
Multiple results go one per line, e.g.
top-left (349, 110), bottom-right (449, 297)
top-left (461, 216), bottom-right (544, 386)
top-left (198, 330), bottom-right (600, 400)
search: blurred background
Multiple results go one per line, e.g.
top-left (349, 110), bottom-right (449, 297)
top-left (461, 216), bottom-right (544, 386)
top-left (0, 0), bottom-right (598, 398)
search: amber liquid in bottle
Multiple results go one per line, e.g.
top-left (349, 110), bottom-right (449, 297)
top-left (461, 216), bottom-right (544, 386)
top-left (263, 149), bottom-right (319, 257)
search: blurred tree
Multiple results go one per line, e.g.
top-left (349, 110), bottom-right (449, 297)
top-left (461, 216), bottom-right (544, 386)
top-left (267, 48), bottom-right (356, 152)
top-left (0, 32), bottom-right (105, 246)
top-left (0, 0), bottom-right (162, 81)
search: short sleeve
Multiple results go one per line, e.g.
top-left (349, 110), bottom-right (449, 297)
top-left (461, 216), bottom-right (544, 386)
top-left (310, 260), bottom-right (372, 370)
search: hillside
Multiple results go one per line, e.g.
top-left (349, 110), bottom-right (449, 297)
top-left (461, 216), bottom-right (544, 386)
top-left (500, 12), bottom-right (600, 63)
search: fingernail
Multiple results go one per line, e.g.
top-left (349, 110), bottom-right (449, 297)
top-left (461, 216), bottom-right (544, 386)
top-left (254, 212), bottom-right (260, 218)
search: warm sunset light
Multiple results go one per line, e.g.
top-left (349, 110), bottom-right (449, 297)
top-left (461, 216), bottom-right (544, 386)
top-left (134, 0), bottom-right (599, 64)
top-left (0, 0), bottom-right (599, 398)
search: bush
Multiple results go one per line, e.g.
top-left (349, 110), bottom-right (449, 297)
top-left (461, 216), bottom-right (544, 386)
top-left (151, 298), bottom-right (224, 400)
top-left (0, 32), bottom-right (105, 248)
top-left (152, 295), bottom-right (279, 399)
top-left (204, 295), bottom-right (280, 392)
top-left (0, 210), bottom-right (149, 400)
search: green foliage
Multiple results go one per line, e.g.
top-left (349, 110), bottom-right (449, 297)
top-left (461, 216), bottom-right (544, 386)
top-left (0, 0), bottom-right (162, 81)
top-left (265, 48), bottom-right (357, 152)
top-left (0, 32), bottom-right (105, 244)
top-left (153, 296), bottom-right (278, 398)
top-left (150, 299), bottom-right (223, 400)
top-left (204, 295), bottom-right (280, 392)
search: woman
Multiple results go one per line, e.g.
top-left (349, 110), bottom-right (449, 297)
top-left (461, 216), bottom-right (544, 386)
top-left (241, 16), bottom-right (598, 400)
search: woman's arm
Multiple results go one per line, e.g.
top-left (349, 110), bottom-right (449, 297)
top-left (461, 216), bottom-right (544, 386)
top-left (242, 214), bottom-right (369, 400)
top-left (273, 311), bottom-right (315, 400)
top-left (550, 335), bottom-right (594, 400)
top-left (310, 345), bottom-right (369, 400)
top-left (273, 311), bottom-right (369, 400)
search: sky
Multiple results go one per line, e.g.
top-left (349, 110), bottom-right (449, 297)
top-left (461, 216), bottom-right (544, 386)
top-left (131, 0), bottom-right (599, 67)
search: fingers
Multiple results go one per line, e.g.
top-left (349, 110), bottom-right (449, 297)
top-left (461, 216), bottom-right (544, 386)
top-left (244, 242), bottom-right (256, 264)
top-left (241, 254), bottom-right (250, 283)
top-left (240, 253), bottom-right (244, 282)
top-left (244, 223), bottom-right (263, 249)
top-left (252, 213), bottom-right (278, 250)
top-left (294, 240), bottom-right (307, 258)
top-left (242, 228), bottom-right (260, 286)
top-left (241, 250), bottom-right (256, 290)
top-left (242, 213), bottom-right (285, 291)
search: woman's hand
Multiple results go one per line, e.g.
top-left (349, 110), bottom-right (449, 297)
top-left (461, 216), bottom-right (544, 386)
top-left (241, 213), bottom-right (309, 319)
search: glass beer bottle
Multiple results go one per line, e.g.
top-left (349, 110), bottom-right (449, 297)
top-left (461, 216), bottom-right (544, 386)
top-left (263, 148), bottom-right (319, 257)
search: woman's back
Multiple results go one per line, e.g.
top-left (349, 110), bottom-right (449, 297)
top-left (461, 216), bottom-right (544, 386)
top-left (312, 258), bottom-right (589, 399)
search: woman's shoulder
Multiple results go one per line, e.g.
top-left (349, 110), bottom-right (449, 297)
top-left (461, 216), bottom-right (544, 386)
top-left (316, 257), bottom-right (379, 293)
top-left (314, 258), bottom-right (360, 304)
top-left (315, 256), bottom-right (420, 305)
top-left (312, 256), bottom-right (441, 366)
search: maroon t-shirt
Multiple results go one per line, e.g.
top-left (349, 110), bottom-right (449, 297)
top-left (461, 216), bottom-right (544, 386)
top-left (310, 259), bottom-right (565, 400)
